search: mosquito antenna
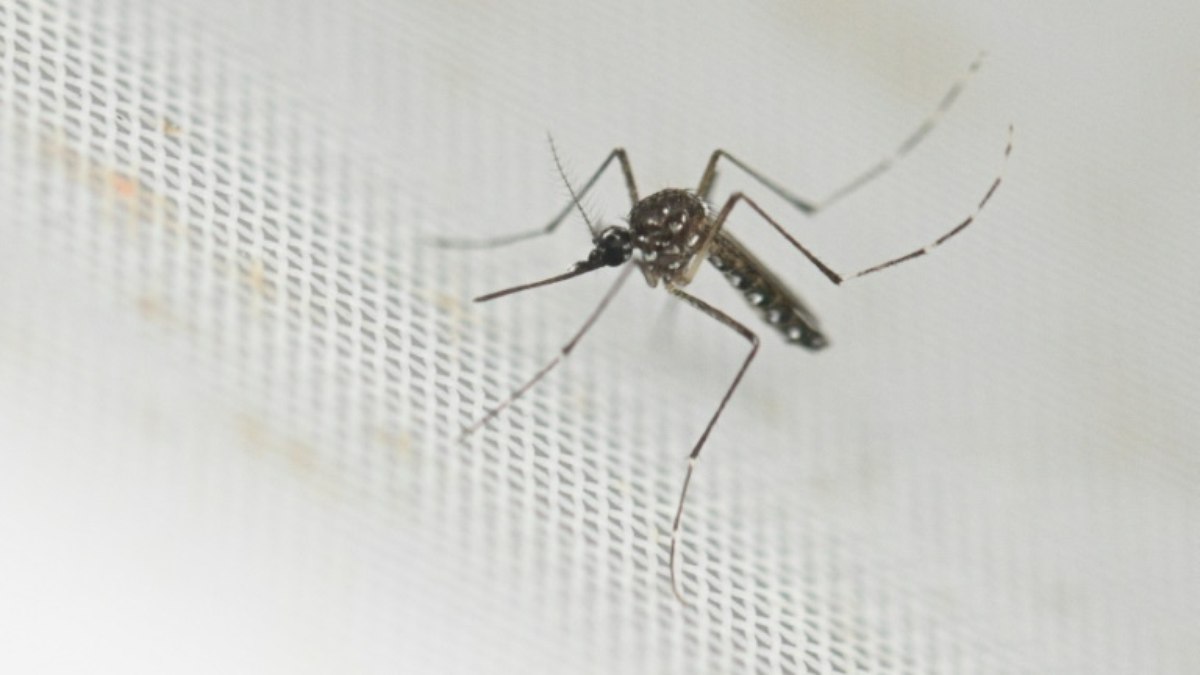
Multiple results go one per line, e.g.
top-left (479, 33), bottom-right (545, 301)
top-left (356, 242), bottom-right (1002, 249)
top-left (547, 133), bottom-right (599, 237)
top-left (474, 260), bottom-right (605, 303)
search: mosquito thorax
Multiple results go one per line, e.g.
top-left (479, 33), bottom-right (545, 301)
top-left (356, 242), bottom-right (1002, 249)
top-left (628, 189), bottom-right (711, 285)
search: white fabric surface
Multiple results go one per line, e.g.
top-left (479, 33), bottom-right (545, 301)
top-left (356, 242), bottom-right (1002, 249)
top-left (1, 0), bottom-right (1197, 673)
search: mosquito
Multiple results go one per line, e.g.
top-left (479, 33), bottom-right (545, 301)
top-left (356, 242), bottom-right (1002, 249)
top-left (436, 55), bottom-right (1013, 603)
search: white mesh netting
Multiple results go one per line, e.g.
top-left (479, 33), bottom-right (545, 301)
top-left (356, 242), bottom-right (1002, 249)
top-left (2, 1), bottom-right (1198, 673)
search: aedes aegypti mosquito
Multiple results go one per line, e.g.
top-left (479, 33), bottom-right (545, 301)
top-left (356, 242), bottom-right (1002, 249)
top-left (436, 56), bottom-right (1013, 603)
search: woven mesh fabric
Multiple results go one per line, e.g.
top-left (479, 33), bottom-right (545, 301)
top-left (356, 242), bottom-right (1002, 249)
top-left (2, 0), bottom-right (1198, 673)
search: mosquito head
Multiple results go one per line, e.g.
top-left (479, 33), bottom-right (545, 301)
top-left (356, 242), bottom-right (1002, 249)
top-left (584, 225), bottom-right (632, 268)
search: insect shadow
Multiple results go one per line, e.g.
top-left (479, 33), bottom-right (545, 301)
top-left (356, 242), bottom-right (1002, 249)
top-left (432, 54), bottom-right (1013, 604)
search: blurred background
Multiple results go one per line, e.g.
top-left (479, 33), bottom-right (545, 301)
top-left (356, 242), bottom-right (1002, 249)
top-left (1, 0), bottom-right (1197, 672)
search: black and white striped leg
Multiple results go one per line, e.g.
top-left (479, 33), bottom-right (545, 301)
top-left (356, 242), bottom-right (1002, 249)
top-left (664, 285), bottom-right (760, 604)
top-left (707, 124), bottom-right (1014, 286)
top-left (696, 53), bottom-right (989, 211)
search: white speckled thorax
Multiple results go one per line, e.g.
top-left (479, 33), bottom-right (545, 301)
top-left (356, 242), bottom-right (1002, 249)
top-left (628, 189), bottom-right (713, 287)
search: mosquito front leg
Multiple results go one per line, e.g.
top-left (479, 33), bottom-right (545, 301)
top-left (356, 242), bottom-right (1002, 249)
top-left (428, 146), bottom-right (639, 249)
top-left (697, 53), bottom-right (988, 211)
top-left (664, 285), bottom-right (760, 604)
top-left (459, 264), bottom-right (635, 439)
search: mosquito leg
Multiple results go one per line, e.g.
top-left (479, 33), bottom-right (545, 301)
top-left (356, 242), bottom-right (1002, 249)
top-left (708, 124), bottom-right (1013, 286)
top-left (664, 285), bottom-right (760, 604)
top-left (649, 294), bottom-right (683, 342)
top-left (697, 53), bottom-right (987, 211)
top-left (458, 264), bottom-right (635, 440)
top-left (843, 125), bottom-right (1013, 280)
top-left (427, 147), bottom-right (639, 249)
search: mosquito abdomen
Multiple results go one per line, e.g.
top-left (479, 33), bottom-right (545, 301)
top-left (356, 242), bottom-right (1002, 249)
top-left (706, 232), bottom-right (828, 350)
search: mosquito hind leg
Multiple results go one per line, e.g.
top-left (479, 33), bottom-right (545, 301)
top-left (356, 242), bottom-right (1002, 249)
top-left (697, 53), bottom-right (988, 211)
top-left (831, 123), bottom-right (1013, 281)
top-left (706, 123), bottom-right (1013, 286)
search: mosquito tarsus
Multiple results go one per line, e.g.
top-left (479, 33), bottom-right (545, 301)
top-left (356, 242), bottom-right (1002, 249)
top-left (438, 54), bottom-right (1014, 604)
